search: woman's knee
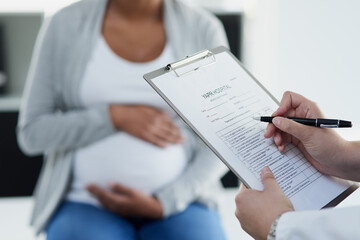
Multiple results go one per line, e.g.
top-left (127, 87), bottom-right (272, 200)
top-left (46, 201), bottom-right (136, 240)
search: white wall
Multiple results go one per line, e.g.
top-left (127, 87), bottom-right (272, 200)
top-left (0, 13), bottom-right (43, 95)
top-left (243, 0), bottom-right (360, 140)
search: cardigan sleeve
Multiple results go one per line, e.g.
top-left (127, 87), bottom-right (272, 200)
top-left (17, 7), bottom-right (116, 156)
top-left (276, 206), bottom-right (360, 239)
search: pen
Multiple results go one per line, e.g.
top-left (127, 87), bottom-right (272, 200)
top-left (253, 116), bottom-right (352, 128)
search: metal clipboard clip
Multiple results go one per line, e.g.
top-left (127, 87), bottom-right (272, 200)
top-left (165, 50), bottom-right (216, 77)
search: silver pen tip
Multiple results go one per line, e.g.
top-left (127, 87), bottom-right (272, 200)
top-left (252, 116), bottom-right (261, 121)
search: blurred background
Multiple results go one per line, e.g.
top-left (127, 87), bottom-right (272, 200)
top-left (0, 0), bottom-right (360, 239)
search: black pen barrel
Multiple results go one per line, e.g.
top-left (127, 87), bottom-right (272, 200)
top-left (260, 116), bottom-right (274, 123)
top-left (258, 116), bottom-right (352, 128)
top-left (338, 120), bottom-right (352, 128)
top-left (287, 117), bottom-right (316, 126)
top-left (260, 116), bottom-right (316, 126)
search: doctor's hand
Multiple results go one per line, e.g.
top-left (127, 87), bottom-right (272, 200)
top-left (235, 167), bottom-right (294, 240)
top-left (109, 105), bottom-right (183, 148)
top-left (263, 91), bottom-right (359, 181)
top-left (87, 183), bottom-right (163, 219)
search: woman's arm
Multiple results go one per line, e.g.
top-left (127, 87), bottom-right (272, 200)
top-left (17, 11), bottom-right (116, 156)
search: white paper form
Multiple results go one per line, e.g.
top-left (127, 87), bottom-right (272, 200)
top-left (149, 51), bottom-right (351, 211)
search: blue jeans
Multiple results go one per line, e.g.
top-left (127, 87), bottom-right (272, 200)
top-left (46, 201), bottom-right (226, 240)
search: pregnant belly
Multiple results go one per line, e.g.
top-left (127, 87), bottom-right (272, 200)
top-left (72, 132), bottom-right (188, 195)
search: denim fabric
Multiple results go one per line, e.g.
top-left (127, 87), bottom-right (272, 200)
top-left (46, 201), bottom-right (226, 240)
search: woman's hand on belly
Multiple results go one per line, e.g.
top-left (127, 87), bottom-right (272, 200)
top-left (109, 105), bottom-right (183, 148)
top-left (87, 182), bottom-right (163, 219)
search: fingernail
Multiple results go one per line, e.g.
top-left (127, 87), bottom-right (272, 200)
top-left (274, 134), bottom-right (280, 143)
top-left (278, 145), bottom-right (285, 153)
top-left (273, 117), bottom-right (281, 126)
top-left (261, 166), bottom-right (272, 177)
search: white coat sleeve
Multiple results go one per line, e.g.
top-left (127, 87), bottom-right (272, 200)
top-left (276, 206), bottom-right (360, 240)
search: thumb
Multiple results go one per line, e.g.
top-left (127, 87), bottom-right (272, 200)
top-left (272, 117), bottom-right (312, 142)
top-left (261, 166), bottom-right (279, 191)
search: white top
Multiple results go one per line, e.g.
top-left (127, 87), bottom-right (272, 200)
top-left (277, 206), bottom-right (360, 239)
top-left (67, 36), bottom-right (188, 205)
top-left (275, 188), bottom-right (360, 239)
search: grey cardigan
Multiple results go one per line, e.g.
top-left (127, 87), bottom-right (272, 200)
top-left (17, 0), bottom-right (229, 234)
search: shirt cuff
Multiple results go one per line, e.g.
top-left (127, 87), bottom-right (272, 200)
top-left (267, 215), bottom-right (281, 240)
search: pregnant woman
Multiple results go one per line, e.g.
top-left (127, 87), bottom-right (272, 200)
top-left (17, 0), bottom-right (229, 239)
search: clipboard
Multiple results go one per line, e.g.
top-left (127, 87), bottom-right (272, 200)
top-left (144, 46), bottom-right (358, 210)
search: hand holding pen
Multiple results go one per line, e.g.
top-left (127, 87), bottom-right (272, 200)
top-left (261, 91), bottom-right (352, 163)
top-left (260, 91), bottom-right (359, 181)
top-left (235, 95), bottom-right (360, 240)
top-left (254, 116), bottom-right (352, 128)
